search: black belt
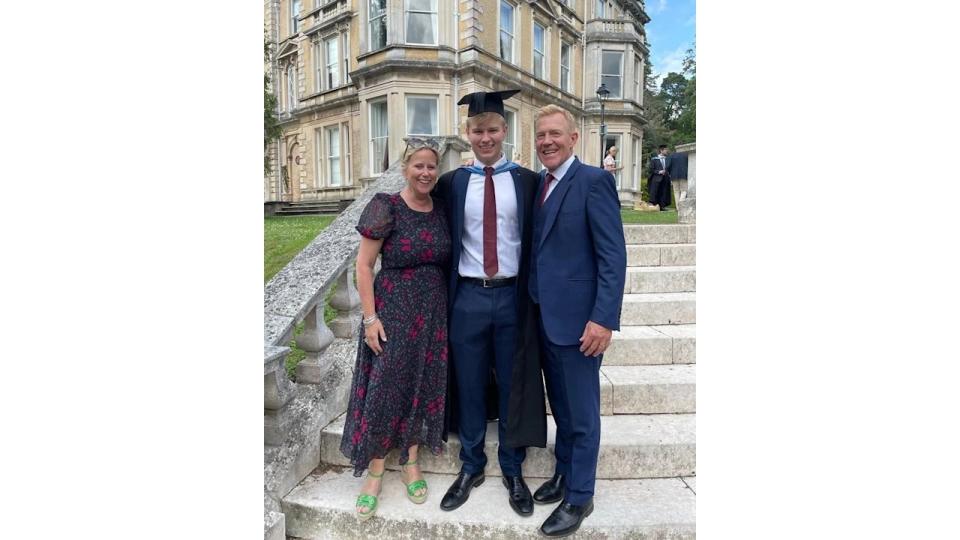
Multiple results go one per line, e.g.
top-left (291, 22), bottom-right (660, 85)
top-left (460, 276), bottom-right (517, 288)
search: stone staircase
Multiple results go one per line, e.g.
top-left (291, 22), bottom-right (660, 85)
top-left (280, 223), bottom-right (696, 539)
top-left (274, 200), bottom-right (349, 216)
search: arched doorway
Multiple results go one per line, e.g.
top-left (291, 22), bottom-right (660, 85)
top-left (286, 138), bottom-right (301, 202)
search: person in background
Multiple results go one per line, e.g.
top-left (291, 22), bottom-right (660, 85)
top-left (341, 141), bottom-right (451, 521)
top-left (602, 146), bottom-right (621, 180)
top-left (648, 144), bottom-right (672, 211)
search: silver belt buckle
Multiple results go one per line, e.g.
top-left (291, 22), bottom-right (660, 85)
top-left (482, 278), bottom-right (493, 288)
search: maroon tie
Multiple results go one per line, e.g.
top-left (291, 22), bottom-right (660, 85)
top-left (539, 173), bottom-right (556, 207)
top-left (483, 166), bottom-right (498, 278)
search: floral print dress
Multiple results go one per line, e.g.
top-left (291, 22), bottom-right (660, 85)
top-left (340, 192), bottom-right (451, 476)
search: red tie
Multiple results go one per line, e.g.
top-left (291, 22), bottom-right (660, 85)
top-left (539, 173), bottom-right (556, 207)
top-left (483, 166), bottom-right (498, 278)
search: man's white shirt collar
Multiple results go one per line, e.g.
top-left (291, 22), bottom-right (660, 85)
top-left (545, 154), bottom-right (577, 181)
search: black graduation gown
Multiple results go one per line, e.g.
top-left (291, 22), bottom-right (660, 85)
top-left (433, 165), bottom-right (547, 449)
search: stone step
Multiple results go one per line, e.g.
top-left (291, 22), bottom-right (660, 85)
top-left (625, 266), bottom-right (695, 294)
top-left (283, 468), bottom-right (696, 539)
top-left (602, 365), bottom-right (696, 414)
top-left (320, 413), bottom-right (696, 479)
top-left (606, 324), bottom-right (696, 365)
top-left (622, 224), bottom-right (695, 245)
top-left (627, 242), bottom-right (696, 267)
top-left (621, 293), bottom-right (696, 326)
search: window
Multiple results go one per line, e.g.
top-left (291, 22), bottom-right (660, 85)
top-left (560, 42), bottom-right (571, 92)
top-left (343, 32), bottom-right (351, 84)
top-left (286, 64), bottom-right (298, 111)
top-left (631, 136), bottom-right (640, 190)
top-left (369, 0), bottom-right (387, 51)
top-left (503, 109), bottom-right (517, 161)
top-left (324, 35), bottom-right (340, 89)
top-left (326, 125), bottom-right (342, 187)
top-left (499, 1), bottom-right (515, 63)
top-left (595, 0), bottom-right (605, 18)
top-left (291, 0), bottom-right (301, 34)
top-left (533, 22), bottom-right (546, 79)
top-left (369, 100), bottom-right (389, 173)
top-left (601, 50), bottom-right (623, 98)
top-left (342, 123), bottom-right (352, 183)
top-left (633, 56), bottom-right (641, 100)
top-left (406, 96), bottom-right (438, 135)
top-left (405, 0), bottom-right (437, 45)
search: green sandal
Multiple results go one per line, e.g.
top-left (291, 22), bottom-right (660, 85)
top-left (402, 459), bottom-right (428, 504)
top-left (356, 469), bottom-right (384, 521)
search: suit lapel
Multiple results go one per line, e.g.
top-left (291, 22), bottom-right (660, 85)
top-left (453, 169), bottom-right (471, 262)
top-left (538, 158), bottom-right (581, 250)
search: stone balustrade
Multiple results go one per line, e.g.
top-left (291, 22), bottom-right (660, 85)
top-left (585, 18), bottom-right (645, 43)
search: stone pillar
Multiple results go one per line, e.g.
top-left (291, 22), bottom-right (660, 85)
top-left (329, 268), bottom-right (361, 338)
top-left (264, 345), bottom-right (295, 446)
top-left (294, 304), bottom-right (335, 383)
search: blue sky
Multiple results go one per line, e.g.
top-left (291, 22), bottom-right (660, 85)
top-left (643, 0), bottom-right (696, 86)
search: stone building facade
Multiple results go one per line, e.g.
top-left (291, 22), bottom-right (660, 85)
top-left (264, 0), bottom-right (650, 206)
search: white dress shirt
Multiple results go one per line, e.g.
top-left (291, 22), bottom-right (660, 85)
top-left (459, 155), bottom-right (521, 279)
top-left (542, 154), bottom-right (578, 202)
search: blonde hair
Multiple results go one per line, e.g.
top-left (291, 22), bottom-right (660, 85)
top-left (401, 144), bottom-right (440, 166)
top-left (464, 112), bottom-right (507, 131)
top-left (535, 104), bottom-right (578, 134)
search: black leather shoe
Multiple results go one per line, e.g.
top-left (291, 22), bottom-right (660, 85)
top-left (539, 500), bottom-right (594, 537)
top-left (533, 473), bottom-right (565, 504)
top-left (439, 470), bottom-right (485, 511)
top-left (502, 476), bottom-right (534, 516)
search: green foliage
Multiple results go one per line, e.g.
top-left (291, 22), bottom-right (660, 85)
top-left (264, 215), bottom-right (335, 282)
top-left (264, 34), bottom-right (283, 175)
top-left (642, 41), bottom-right (696, 161)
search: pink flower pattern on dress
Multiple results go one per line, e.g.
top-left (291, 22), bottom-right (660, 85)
top-left (341, 192), bottom-right (450, 477)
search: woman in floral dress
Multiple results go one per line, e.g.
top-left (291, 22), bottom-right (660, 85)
top-left (340, 142), bottom-right (451, 520)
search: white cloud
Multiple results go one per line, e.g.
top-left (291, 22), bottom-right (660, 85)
top-left (649, 42), bottom-right (692, 88)
top-left (652, 0), bottom-right (668, 14)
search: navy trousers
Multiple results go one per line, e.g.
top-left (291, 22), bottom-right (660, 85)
top-left (449, 280), bottom-right (526, 477)
top-left (540, 321), bottom-right (602, 505)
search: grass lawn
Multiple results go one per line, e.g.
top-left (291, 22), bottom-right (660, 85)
top-left (621, 208), bottom-right (678, 224)
top-left (265, 215), bottom-right (335, 283)
top-left (265, 215), bottom-right (338, 377)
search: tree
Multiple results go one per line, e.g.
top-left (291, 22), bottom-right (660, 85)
top-left (264, 35), bottom-right (283, 175)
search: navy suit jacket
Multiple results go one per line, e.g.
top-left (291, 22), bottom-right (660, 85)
top-left (531, 158), bottom-right (627, 346)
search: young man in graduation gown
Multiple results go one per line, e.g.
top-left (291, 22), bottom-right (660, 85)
top-left (431, 89), bottom-right (546, 517)
top-left (648, 144), bottom-right (672, 211)
top-left (528, 105), bottom-right (626, 537)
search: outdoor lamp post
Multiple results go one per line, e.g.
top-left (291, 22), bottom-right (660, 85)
top-left (596, 83), bottom-right (610, 164)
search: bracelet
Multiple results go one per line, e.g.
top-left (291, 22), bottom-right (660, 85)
top-left (362, 314), bottom-right (378, 325)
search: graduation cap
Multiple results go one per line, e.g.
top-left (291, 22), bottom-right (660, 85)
top-left (457, 89), bottom-right (521, 118)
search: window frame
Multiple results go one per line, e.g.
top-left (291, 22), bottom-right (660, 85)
top-left (503, 108), bottom-right (517, 162)
top-left (405, 95), bottom-right (439, 136)
top-left (601, 49), bottom-right (623, 99)
top-left (533, 21), bottom-right (546, 80)
top-left (291, 0), bottom-right (302, 34)
top-left (286, 63), bottom-right (298, 111)
top-left (324, 34), bottom-right (340, 90)
top-left (560, 41), bottom-right (572, 92)
top-left (368, 0), bottom-right (388, 51)
top-left (404, 0), bottom-right (438, 46)
top-left (499, 0), bottom-right (516, 64)
top-left (368, 99), bottom-right (389, 175)
top-left (325, 124), bottom-right (342, 187)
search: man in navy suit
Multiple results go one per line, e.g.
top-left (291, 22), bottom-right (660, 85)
top-left (528, 105), bottom-right (627, 537)
top-left (432, 90), bottom-right (546, 517)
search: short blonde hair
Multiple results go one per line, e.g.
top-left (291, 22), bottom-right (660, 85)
top-left (534, 104), bottom-right (578, 134)
top-left (401, 144), bottom-right (440, 167)
top-left (465, 112), bottom-right (507, 131)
